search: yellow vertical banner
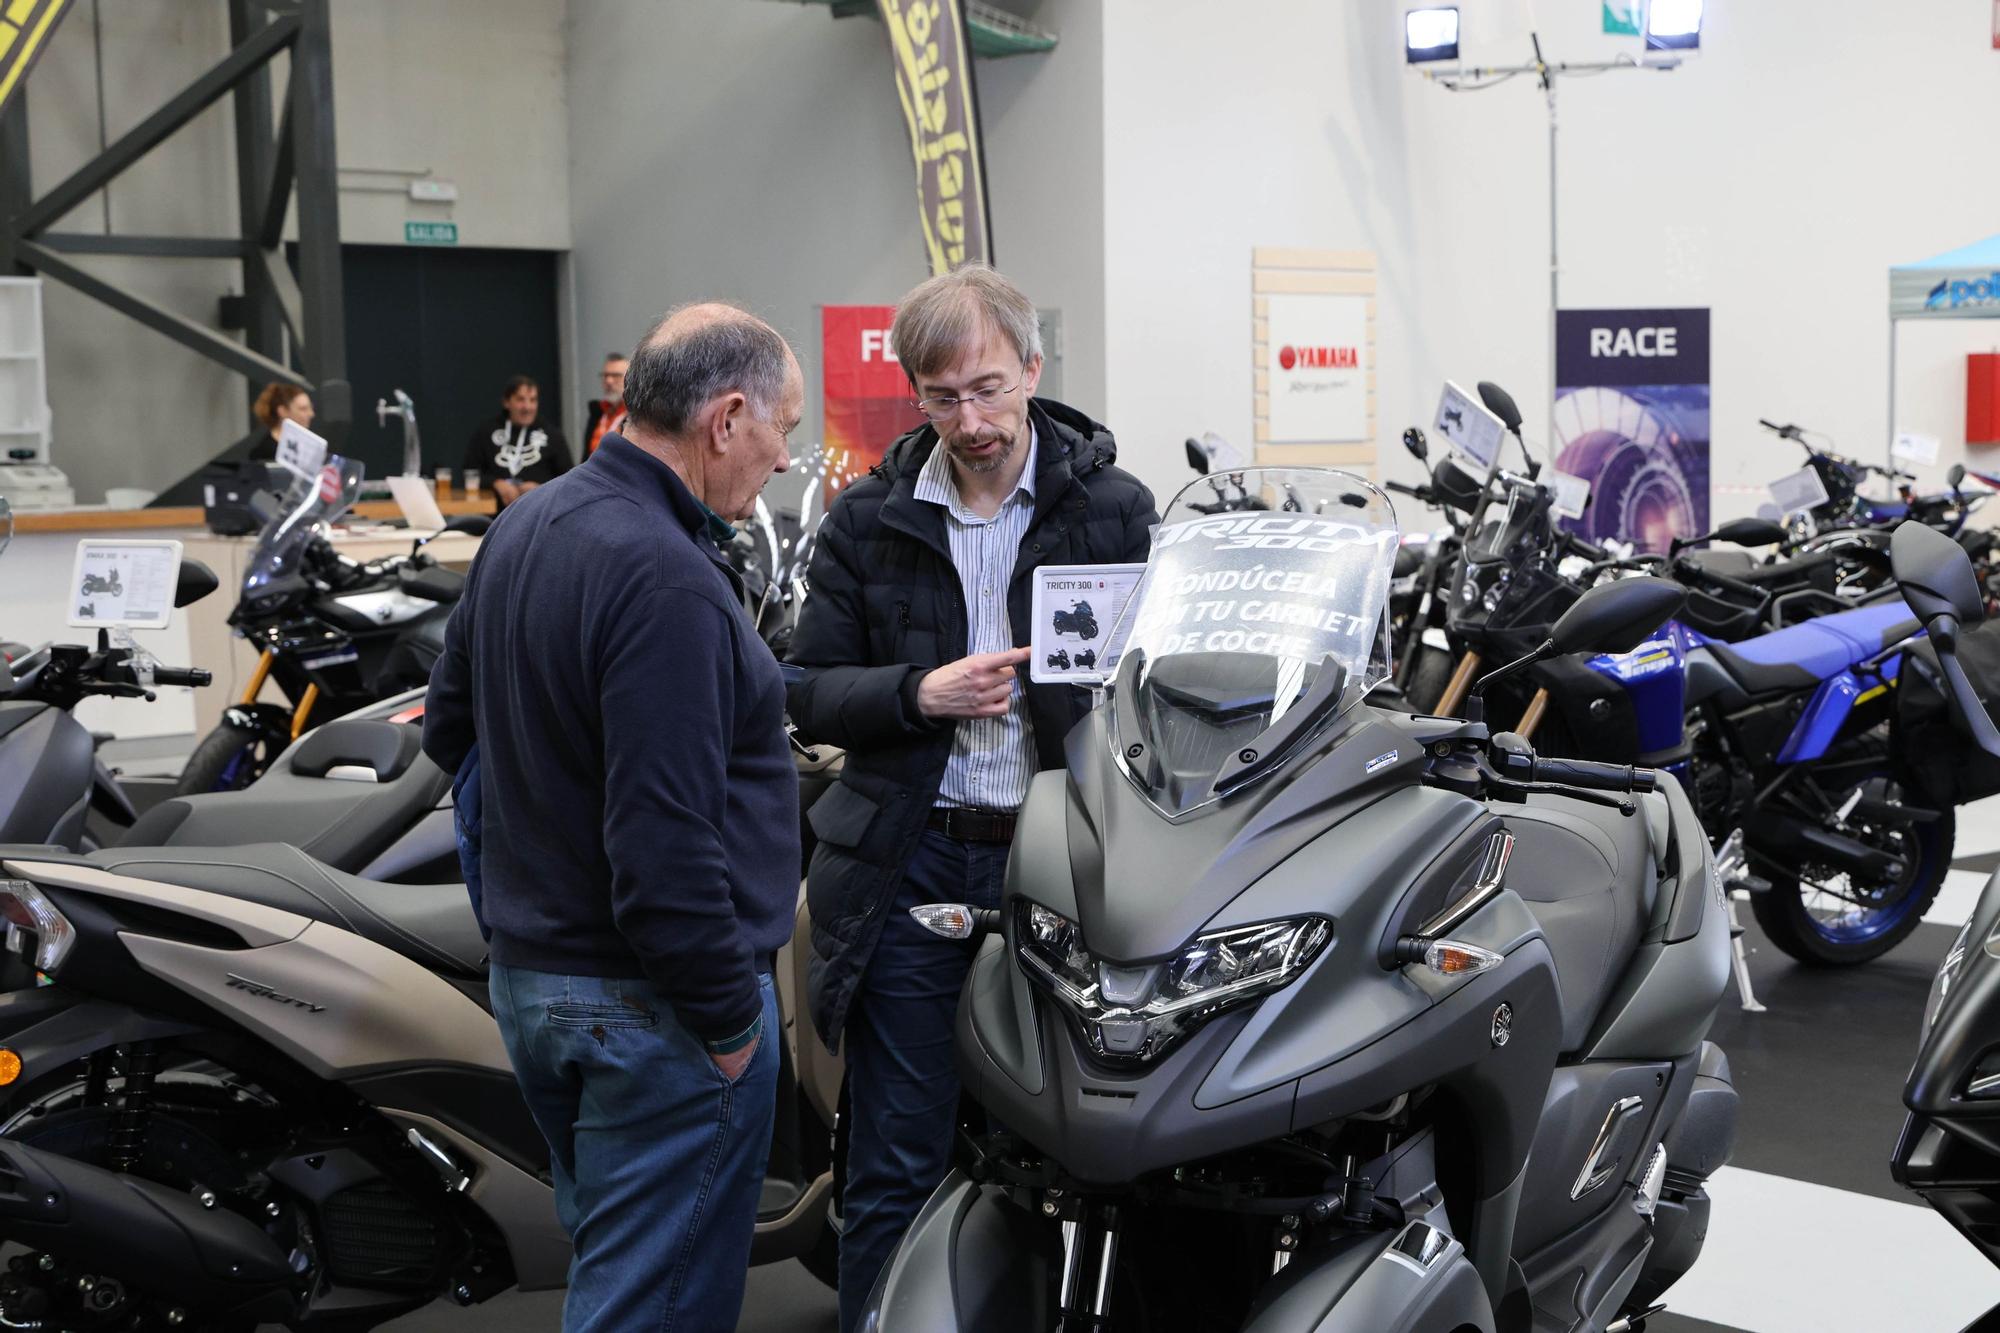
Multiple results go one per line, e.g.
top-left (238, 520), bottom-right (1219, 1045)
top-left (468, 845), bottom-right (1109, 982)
top-left (0, 0), bottom-right (71, 117)
top-left (875, 0), bottom-right (992, 276)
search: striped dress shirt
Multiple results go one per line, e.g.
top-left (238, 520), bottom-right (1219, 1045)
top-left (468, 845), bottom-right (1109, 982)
top-left (914, 426), bottom-right (1040, 812)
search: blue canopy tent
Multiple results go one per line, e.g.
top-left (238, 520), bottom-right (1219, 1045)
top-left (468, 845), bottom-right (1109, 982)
top-left (1888, 233), bottom-right (2000, 460)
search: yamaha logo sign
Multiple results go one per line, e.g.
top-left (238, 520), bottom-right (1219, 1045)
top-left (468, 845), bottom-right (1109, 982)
top-left (1265, 292), bottom-right (1369, 444)
top-left (1277, 344), bottom-right (1359, 372)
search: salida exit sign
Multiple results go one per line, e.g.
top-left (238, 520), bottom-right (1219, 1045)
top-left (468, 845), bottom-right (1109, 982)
top-left (405, 220), bottom-right (458, 246)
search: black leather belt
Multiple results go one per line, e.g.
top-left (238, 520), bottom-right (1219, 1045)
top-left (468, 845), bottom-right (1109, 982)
top-left (927, 807), bottom-right (1019, 843)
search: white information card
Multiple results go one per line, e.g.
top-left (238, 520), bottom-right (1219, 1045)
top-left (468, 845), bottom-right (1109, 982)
top-left (1029, 563), bottom-right (1147, 686)
top-left (69, 539), bottom-right (183, 629)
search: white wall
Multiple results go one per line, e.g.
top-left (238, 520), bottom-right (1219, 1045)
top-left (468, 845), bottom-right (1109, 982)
top-left (563, 0), bottom-right (1106, 454)
top-left (1100, 2), bottom-right (1424, 507)
top-left (1098, 0), bottom-right (2000, 518)
top-left (21, 1), bottom-right (570, 504)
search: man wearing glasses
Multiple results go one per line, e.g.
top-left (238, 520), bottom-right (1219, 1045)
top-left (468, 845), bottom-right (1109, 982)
top-left (788, 263), bottom-right (1157, 1330)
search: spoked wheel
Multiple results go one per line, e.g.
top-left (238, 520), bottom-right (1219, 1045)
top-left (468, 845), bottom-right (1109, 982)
top-left (1752, 793), bottom-right (1954, 965)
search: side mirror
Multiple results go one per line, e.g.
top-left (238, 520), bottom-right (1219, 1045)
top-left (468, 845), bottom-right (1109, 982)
top-left (1185, 439), bottom-right (1209, 476)
top-left (1950, 463), bottom-right (1967, 491)
top-left (444, 514), bottom-right (492, 538)
top-left (1549, 577), bottom-right (1687, 656)
top-left (174, 559), bottom-right (220, 609)
top-left (1403, 427), bottom-right (1430, 463)
top-left (1712, 517), bottom-right (1789, 549)
top-left (1893, 519), bottom-right (1985, 628)
top-left (1477, 381), bottom-right (1524, 434)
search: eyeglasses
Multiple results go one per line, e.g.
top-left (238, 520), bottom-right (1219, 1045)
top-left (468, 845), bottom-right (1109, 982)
top-left (912, 380), bottom-right (1022, 423)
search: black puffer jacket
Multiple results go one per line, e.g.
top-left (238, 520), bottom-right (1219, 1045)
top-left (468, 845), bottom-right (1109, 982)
top-left (787, 398), bottom-right (1158, 1049)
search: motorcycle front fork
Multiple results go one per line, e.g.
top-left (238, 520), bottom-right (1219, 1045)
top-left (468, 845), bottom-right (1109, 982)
top-left (1057, 1203), bottom-right (1120, 1331)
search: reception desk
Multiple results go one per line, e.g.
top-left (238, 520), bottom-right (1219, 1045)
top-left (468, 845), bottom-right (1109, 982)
top-left (0, 497), bottom-right (485, 755)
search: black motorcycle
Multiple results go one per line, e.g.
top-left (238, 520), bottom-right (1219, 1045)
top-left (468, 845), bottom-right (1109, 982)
top-left (1054, 600), bottom-right (1100, 642)
top-left (176, 456), bottom-right (490, 794)
top-left (79, 569), bottom-right (122, 597)
top-left (1048, 648), bottom-right (1072, 671)
top-left (1885, 521), bottom-right (2000, 1331)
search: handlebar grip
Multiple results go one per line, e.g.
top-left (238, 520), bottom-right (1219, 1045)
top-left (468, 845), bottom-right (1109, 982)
top-left (1563, 532), bottom-right (1608, 563)
top-left (1384, 481), bottom-right (1421, 497)
top-left (1672, 556), bottom-right (1764, 601)
top-left (151, 667), bottom-right (211, 689)
top-left (1532, 755), bottom-right (1655, 794)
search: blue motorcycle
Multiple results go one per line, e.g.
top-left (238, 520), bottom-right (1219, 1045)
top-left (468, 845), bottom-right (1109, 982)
top-left (1448, 467), bottom-right (1956, 966)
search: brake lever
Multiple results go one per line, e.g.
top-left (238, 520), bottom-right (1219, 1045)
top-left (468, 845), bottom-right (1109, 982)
top-left (1488, 777), bottom-right (1637, 817)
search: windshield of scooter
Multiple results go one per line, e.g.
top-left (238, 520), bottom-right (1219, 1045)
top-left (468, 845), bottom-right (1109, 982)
top-left (1109, 468), bottom-right (1397, 818)
top-left (242, 456), bottom-right (365, 600)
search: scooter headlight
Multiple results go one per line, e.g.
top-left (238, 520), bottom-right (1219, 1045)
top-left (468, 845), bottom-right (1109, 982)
top-left (1014, 902), bottom-right (1330, 1064)
top-left (0, 881), bottom-right (74, 975)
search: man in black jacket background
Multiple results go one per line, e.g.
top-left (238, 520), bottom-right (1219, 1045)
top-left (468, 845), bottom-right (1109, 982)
top-left (786, 264), bottom-right (1158, 1330)
top-left (425, 303), bottom-right (801, 1332)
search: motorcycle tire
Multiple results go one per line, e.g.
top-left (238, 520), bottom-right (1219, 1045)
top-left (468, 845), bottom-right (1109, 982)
top-left (175, 720), bottom-right (276, 795)
top-left (1751, 805), bottom-right (1954, 966)
top-left (1404, 646), bottom-right (1456, 714)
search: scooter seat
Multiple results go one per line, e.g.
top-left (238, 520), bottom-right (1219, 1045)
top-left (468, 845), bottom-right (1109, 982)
top-left (82, 842), bottom-right (486, 978)
top-left (1701, 602), bottom-right (1918, 697)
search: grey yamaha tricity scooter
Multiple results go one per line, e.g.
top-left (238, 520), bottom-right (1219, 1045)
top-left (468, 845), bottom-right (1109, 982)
top-left (861, 468), bottom-right (1738, 1332)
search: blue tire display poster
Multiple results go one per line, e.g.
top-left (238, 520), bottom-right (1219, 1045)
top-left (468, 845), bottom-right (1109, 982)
top-left (1552, 308), bottom-right (1710, 554)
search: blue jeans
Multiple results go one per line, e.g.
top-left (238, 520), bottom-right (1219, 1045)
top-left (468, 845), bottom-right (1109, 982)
top-left (489, 964), bottom-right (779, 1333)
top-left (838, 828), bottom-right (1009, 1333)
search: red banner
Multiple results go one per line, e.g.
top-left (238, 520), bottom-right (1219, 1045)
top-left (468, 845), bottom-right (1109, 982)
top-left (822, 305), bottom-right (914, 494)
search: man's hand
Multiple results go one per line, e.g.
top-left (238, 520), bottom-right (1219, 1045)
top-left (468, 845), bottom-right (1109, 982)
top-left (710, 1035), bottom-right (759, 1082)
top-left (917, 648), bottom-right (1031, 719)
top-left (494, 478), bottom-right (540, 504)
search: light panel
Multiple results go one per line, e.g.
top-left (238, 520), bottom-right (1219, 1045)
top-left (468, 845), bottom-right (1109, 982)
top-left (1645, 0), bottom-right (1702, 49)
top-left (1405, 7), bottom-right (1461, 64)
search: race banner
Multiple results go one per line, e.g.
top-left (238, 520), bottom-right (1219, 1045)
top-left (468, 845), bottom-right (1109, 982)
top-left (1552, 308), bottom-right (1711, 554)
top-left (822, 305), bottom-right (914, 494)
top-left (876, 0), bottom-right (992, 275)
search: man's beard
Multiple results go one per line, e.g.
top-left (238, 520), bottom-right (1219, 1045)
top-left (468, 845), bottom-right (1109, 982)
top-left (945, 425), bottom-right (1017, 475)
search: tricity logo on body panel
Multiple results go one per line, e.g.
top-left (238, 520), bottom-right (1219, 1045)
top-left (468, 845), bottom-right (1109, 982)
top-left (225, 972), bottom-right (327, 1013)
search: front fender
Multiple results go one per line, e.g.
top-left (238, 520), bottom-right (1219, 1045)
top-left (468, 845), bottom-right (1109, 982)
top-left (1242, 1225), bottom-right (1495, 1333)
top-left (859, 1172), bottom-right (1055, 1331)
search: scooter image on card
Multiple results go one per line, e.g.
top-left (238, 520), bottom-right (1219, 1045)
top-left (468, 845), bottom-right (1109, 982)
top-left (1075, 648), bottom-right (1098, 671)
top-left (1053, 600), bottom-right (1100, 641)
top-left (1048, 648), bottom-right (1072, 671)
top-left (79, 570), bottom-right (121, 597)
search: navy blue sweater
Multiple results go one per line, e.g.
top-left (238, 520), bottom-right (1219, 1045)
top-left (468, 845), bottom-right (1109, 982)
top-left (423, 435), bottom-right (799, 1043)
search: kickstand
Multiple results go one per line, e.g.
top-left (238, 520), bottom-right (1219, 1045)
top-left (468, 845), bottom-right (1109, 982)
top-left (1728, 890), bottom-right (1766, 1014)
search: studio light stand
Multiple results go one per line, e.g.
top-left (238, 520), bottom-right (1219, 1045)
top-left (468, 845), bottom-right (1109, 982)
top-left (1415, 33), bottom-right (1684, 439)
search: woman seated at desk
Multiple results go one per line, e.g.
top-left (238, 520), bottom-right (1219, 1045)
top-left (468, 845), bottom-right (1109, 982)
top-left (149, 382), bottom-right (316, 508)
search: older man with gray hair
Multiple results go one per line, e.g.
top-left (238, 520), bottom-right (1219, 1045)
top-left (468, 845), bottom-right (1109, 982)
top-left (788, 264), bottom-right (1158, 1328)
top-left (425, 302), bottom-right (803, 1332)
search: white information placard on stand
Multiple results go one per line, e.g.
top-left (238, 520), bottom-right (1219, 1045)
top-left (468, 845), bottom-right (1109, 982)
top-left (1434, 381), bottom-right (1506, 473)
top-left (1544, 468), bottom-right (1592, 520)
top-left (1769, 466), bottom-right (1831, 516)
top-left (276, 418), bottom-right (328, 482)
top-left (1030, 563), bottom-right (1146, 685)
top-left (69, 539), bottom-right (182, 629)
top-left (1893, 432), bottom-right (1941, 467)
